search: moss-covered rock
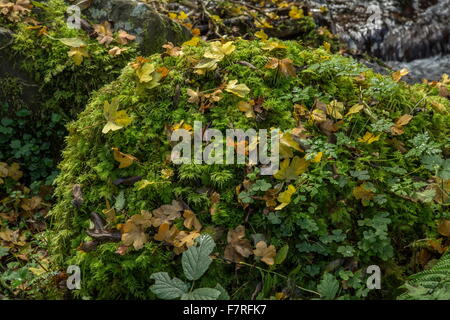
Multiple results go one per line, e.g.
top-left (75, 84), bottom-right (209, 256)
top-left (86, 0), bottom-right (191, 55)
top-left (49, 38), bottom-right (449, 299)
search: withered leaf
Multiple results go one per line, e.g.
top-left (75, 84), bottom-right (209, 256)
top-left (71, 184), bottom-right (83, 208)
top-left (253, 241), bottom-right (277, 266)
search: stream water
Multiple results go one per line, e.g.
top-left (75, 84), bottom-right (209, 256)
top-left (308, 0), bottom-right (450, 82)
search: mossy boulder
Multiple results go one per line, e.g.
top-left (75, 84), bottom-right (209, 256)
top-left (49, 39), bottom-right (449, 299)
top-left (86, 0), bottom-right (191, 55)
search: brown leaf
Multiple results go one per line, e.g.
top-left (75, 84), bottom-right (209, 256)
top-left (94, 21), bottom-right (113, 45)
top-left (224, 225), bottom-right (253, 263)
top-left (20, 196), bottom-right (41, 211)
top-left (437, 220), bottom-right (450, 237)
top-left (116, 29), bottom-right (136, 45)
top-left (183, 210), bottom-right (202, 231)
top-left (154, 222), bottom-right (179, 243)
top-left (253, 241), bottom-right (276, 265)
top-left (162, 42), bottom-right (183, 57)
top-left (151, 200), bottom-right (184, 227)
top-left (391, 114), bottom-right (413, 135)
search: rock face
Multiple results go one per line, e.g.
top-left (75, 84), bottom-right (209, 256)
top-left (308, 0), bottom-right (450, 81)
top-left (85, 0), bottom-right (192, 55)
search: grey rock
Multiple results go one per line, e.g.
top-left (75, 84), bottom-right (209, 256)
top-left (85, 0), bottom-right (192, 55)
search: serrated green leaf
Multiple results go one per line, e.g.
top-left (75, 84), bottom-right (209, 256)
top-left (215, 283), bottom-right (230, 300)
top-left (317, 273), bottom-right (339, 299)
top-left (150, 272), bottom-right (189, 300)
top-left (181, 288), bottom-right (221, 300)
top-left (182, 234), bottom-right (215, 281)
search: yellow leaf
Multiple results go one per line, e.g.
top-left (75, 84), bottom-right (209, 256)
top-left (358, 132), bottom-right (380, 144)
top-left (204, 41), bottom-right (235, 61)
top-left (136, 62), bottom-right (156, 83)
top-left (183, 36), bottom-right (201, 47)
top-left (238, 101), bottom-right (255, 118)
top-left (310, 108), bottom-right (327, 122)
top-left (352, 184), bottom-right (374, 202)
top-left (274, 156), bottom-right (309, 181)
top-left (345, 104), bottom-right (364, 117)
top-left (289, 6), bottom-right (304, 19)
top-left (326, 100), bottom-right (344, 119)
top-left (392, 68), bottom-right (409, 82)
top-left (112, 147), bottom-right (138, 168)
top-left (68, 46), bottom-right (89, 65)
top-left (102, 98), bottom-right (132, 134)
top-left (261, 41), bottom-right (287, 51)
top-left (225, 80), bottom-right (250, 98)
top-left (275, 185), bottom-right (296, 210)
top-left (312, 152), bottom-right (323, 163)
top-left (255, 29), bottom-right (268, 40)
top-left (391, 114), bottom-right (413, 135)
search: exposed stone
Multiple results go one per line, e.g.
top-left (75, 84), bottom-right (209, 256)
top-left (85, 0), bottom-right (192, 55)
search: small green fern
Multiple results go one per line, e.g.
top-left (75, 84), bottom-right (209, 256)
top-left (398, 252), bottom-right (450, 300)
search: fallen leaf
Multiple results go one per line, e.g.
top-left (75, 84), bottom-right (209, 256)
top-left (253, 241), bottom-right (276, 265)
top-left (116, 29), bottom-right (135, 45)
top-left (102, 98), bottom-right (132, 133)
top-left (358, 132), bottom-right (380, 144)
top-left (275, 185), bottom-right (296, 210)
top-left (437, 220), bottom-right (450, 237)
top-left (112, 147), bottom-right (138, 168)
top-left (390, 114), bottom-right (413, 135)
top-left (392, 68), bottom-right (409, 82)
top-left (151, 200), bottom-right (184, 227)
top-left (274, 156), bottom-right (309, 181)
top-left (68, 46), bottom-right (89, 65)
top-left (225, 80), bottom-right (250, 98)
top-left (224, 225), bottom-right (253, 264)
top-left (183, 210), bottom-right (202, 231)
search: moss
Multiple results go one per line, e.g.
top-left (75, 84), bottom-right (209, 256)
top-left (49, 38), bottom-right (449, 299)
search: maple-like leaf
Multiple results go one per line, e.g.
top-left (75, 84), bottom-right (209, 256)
top-left (116, 29), bottom-right (136, 45)
top-left (68, 46), bottom-right (89, 65)
top-left (183, 210), bottom-right (202, 231)
top-left (162, 42), bottom-right (183, 57)
top-left (237, 101), bottom-right (255, 118)
top-left (275, 185), bottom-right (296, 210)
top-left (225, 80), bottom-right (250, 98)
top-left (121, 211), bottom-right (153, 250)
top-left (265, 58), bottom-right (296, 77)
top-left (253, 241), bottom-right (277, 265)
top-left (94, 21), bottom-right (114, 45)
top-left (154, 222), bottom-right (179, 243)
top-left (112, 147), bottom-right (138, 168)
top-left (224, 225), bottom-right (253, 264)
top-left (392, 68), bottom-right (409, 82)
top-left (274, 156), bottom-right (309, 181)
top-left (358, 132), bottom-right (380, 144)
top-left (151, 200), bottom-right (184, 227)
top-left (204, 41), bottom-right (235, 60)
top-left (108, 46), bottom-right (128, 56)
top-left (102, 98), bottom-right (132, 134)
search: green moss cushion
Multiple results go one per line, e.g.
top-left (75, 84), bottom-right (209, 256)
top-left (49, 39), bottom-right (449, 299)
